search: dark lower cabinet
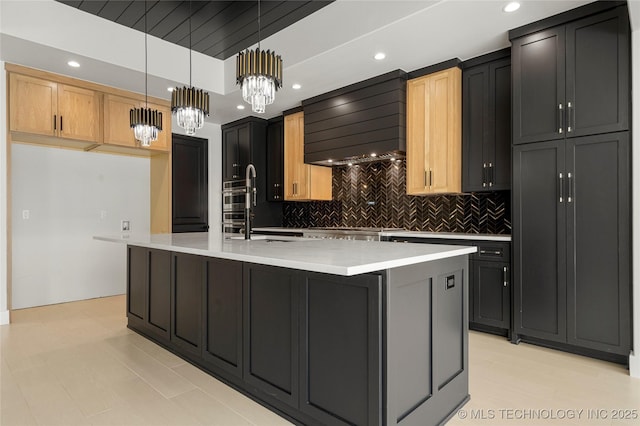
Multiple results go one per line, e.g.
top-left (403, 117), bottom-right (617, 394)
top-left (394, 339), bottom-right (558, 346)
top-left (202, 259), bottom-right (243, 378)
top-left (171, 253), bottom-right (205, 356)
top-left (243, 264), bottom-right (299, 408)
top-left (127, 246), bottom-right (171, 340)
top-left (300, 273), bottom-right (382, 426)
top-left (513, 132), bottom-right (630, 358)
top-left (471, 261), bottom-right (510, 331)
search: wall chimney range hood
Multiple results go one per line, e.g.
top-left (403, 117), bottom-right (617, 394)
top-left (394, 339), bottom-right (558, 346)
top-left (302, 70), bottom-right (407, 166)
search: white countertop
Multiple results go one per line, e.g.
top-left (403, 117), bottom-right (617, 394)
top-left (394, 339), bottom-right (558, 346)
top-left (95, 232), bottom-right (476, 276)
top-left (381, 231), bottom-right (511, 242)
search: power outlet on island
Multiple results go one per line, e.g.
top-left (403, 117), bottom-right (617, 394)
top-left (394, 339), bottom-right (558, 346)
top-left (121, 220), bottom-right (130, 232)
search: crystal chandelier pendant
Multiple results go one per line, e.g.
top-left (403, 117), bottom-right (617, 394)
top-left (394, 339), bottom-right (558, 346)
top-left (130, 107), bottom-right (162, 146)
top-left (172, 87), bottom-right (210, 135)
top-left (241, 75), bottom-right (276, 113)
top-left (133, 124), bottom-right (159, 147)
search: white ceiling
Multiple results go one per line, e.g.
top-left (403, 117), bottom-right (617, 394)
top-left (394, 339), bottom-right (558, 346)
top-left (1, 0), bottom-right (616, 125)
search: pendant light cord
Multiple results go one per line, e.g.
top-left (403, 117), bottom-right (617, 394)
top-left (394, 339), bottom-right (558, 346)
top-left (257, 0), bottom-right (261, 50)
top-left (189, 0), bottom-right (192, 87)
top-left (144, 0), bottom-right (148, 108)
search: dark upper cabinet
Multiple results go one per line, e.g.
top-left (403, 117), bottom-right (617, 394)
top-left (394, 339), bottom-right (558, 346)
top-left (513, 133), bottom-right (630, 355)
top-left (462, 50), bottom-right (511, 191)
top-left (222, 117), bottom-right (283, 228)
top-left (266, 117), bottom-right (284, 201)
top-left (172, 134), bottom-right (209, 233)
top-left (512, 6), bottom-right (629, 145)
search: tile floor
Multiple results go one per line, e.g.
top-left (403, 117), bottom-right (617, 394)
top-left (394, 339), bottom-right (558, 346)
top-left (1, 295), bottom-right (638, 425)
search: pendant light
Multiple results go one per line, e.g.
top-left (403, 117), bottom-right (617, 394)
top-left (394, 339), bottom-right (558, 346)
top-left (130, 0), bottom-right (162, 146)
top-left (171, 0), bottom-right (210, 135)
top-left (236, 0), bottom-right (283, 114)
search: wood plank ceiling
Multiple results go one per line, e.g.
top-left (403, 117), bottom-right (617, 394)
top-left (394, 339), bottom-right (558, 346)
top-left (55, 1), bottom-right (333, 60)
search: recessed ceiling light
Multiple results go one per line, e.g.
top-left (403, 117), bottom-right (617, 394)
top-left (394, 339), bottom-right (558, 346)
top-left (347, 162), bottom-right (353, 167)
top-left (237, 105), bottom-right (245, 110)
top-left (67, 60), bottom-right (80, 68)
top-left (327, 159), bottom-right (333, 163)
top-left (390, 157), bottom-right (395, 161)
top-left (370, 153), bottom-right (377, 157)
top-left (292, 83), bottom-right (302, 90)
top-left (374, 52), bottom-right (386, 61)
top-left (167, 87), bottom-right (174, 92)
top-left (503, 2), bottom-right (520, 13)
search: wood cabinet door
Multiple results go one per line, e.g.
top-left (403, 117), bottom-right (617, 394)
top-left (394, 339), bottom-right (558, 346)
top-left (103, 94), bottom-right (138, 147)
top-left (427, 68), bottom-right (461, 194)
top-left (284, 112), bottom-right (305, 200)
top-left (406, 76), bottom-right (428, 195)
top-left (566, 133), bottom-right (630, 355)
top-left (9, 73), bottom-right (57, 136)
top-left (565, 7), bottom-right (629, 138)
top-left (513, 141), bottom-right (566, 343)
top-left (512, 27), bottom-right (566, 144)
top-left (57, 84), bottom-right (102, 143)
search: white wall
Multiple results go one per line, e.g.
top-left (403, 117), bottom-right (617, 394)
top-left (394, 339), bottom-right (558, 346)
top-left (10, 144), bottom-right (149, 309)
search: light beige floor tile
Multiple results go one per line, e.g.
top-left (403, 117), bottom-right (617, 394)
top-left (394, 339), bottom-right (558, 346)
top-left (86, 405), bottom-right (148, 426)
top-left (0, 399), bottom-right (39, 426)
top-left (107, 376), bottom-right (167, 407)
top-left (59, 366), bottom-right (122, 417)
top-left (105, 335), bottom-right (196, 398)
top-left (173, 363), bottom-right (293, 426)
top-left (170, 388), bottom-right (254, 425)
top-left (131, 398), bottom-right (203, 426)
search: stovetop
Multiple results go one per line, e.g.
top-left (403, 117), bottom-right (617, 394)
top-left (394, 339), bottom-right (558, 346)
top-left (309, 227), bottom-right (404, 232)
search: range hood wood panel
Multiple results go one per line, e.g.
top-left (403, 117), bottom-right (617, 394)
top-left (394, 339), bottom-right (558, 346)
top-left (302, 70), bottom-right (407, 165)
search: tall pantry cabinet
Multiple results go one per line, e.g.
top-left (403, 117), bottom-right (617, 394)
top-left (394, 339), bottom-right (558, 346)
top-left (511, 4), bottom-right (630, 358)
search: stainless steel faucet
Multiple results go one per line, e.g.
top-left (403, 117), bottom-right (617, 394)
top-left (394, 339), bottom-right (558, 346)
top-left (245, 164), bottom-right (257, 239)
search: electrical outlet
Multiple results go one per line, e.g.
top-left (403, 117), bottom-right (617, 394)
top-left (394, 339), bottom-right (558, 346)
top-left (121, 220), bottom-right (130, 231)
top-left (22, 210), bottom-right (30, 220)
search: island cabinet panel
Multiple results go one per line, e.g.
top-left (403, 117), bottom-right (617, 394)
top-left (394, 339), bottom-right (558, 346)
top-left (299, 273), bottom-right (382, 426)
top-left (171, 253), bottom-right (205, 357)
top-left (126, 247), bottom-right (171, 340)
top-left (386, 256), bottom-right (469, 426)
top-left (202, 259), bottom-right (243, 378)
top-left (243, 264), bottom-right (299, 408)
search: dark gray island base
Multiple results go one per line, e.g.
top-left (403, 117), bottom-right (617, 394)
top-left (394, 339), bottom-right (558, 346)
top-left (126, 246), bottom-right (469, 426)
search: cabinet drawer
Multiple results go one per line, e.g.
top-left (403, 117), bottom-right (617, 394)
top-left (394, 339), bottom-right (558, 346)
top-left (471, 242), bottom-right (510, 262)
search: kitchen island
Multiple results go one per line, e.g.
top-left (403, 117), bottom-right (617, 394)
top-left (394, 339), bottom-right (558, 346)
top-left (96, 233), bottom-right (476, 426)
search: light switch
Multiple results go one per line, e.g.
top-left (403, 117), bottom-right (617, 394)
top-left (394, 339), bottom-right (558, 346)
top-left (22, 210), bottom-right (29, 220)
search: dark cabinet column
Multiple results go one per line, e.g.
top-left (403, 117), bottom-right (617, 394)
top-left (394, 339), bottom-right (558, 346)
top-left (566, 133), bottom-right (630, 354)
top-left (512, 27), bottom-right (565, 145)
top-left (127, 246), bottom-right (147, 323)
top-left (565, 7), bottom-right (629, 137)
top-left (267, 117), bottom-right (284, 201)
top-left (243, 264), bottom-right (299, 408)
top-left (172, 134), bottom-right (209, 233)
top-left (462, 64), bottom-right (488, 192)
top-left (202, 258), bottom-right (243, 377)
top-left (513, 141), bottom-right (566, 343)
top-left (171, 253), bottom-right (205, 357)
top-left (299, 272), bottom-right (382, 426)
top-left (489, 58), bottom-right (511, 189)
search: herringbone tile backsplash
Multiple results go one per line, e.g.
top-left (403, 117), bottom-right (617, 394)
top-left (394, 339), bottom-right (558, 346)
top-left (283, 160), bottom-right (511, 234)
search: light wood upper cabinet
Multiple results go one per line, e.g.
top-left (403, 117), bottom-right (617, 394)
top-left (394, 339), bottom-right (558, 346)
top-left (406, 67), bottom-right (462, 195)
top-left (103, 95), bottom-right (170, 152)
top-left (10, 74), bottom-right (102, 143)
top-left (284, 112), bottom-right (332, 201)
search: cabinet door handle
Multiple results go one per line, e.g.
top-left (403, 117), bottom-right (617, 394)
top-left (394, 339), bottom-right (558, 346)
top-left (479, 250), bottom-right (502, 256)
top-left (53, 115), bottom-right (57, 131)
top-left (482, 163), bottom-right (487, 188)
top-left (424, 170), bottom-right (427, 187)
top-left (429, 169), bottom-right (433, 187)
top-left (558, 104), bottom-right (563, 134)
top-left (489, 162), bottom-right (493, 187)
top-left (503, 266), bottom-right (508, 287)
top-left (567, 172), bottom-right (573, 203)
top-left (60, 116), bottom-right (63, 132)
top-left (567, 102), bottom-right (573, 133)
top-left (559, 173), bottom-right (564, 203)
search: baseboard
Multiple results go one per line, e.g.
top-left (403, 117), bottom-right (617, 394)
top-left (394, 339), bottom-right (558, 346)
top-left (0, 310), bottom-right (10, 325)
top-left (629, 352), bottom-right (640, 378)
